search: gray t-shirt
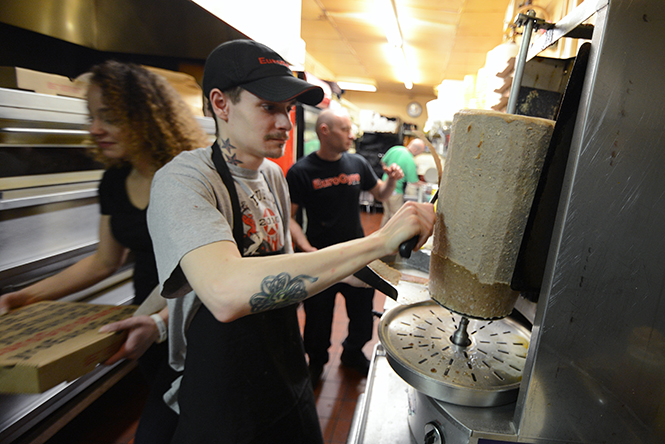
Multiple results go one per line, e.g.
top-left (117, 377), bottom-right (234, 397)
top-left (147, 146), bottom-right (293, 412)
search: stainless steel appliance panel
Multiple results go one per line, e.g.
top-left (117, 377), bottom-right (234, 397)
top-left (0, 200), bottom-right (100, 287)
top-left (516, 1), bottom-right (665, 442)
top-left (0, 85), bottom-right (216, 443)
top-left (0, 87), bottom-right (130, 443)
top-left (0, 0), bottom-right (246, 60)
top-left (0, 88), bottom-right (103, 289)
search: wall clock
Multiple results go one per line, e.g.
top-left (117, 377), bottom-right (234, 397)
top-left (407, 101), bottom-right (422, 118)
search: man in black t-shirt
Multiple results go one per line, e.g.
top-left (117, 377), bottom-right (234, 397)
top-left (286, 108), bottom-right (403, 385)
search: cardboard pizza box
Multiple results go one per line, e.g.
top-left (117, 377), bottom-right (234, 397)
top-left (143, 65), bottom-right (204, 117)
top-left (0, 301), bottom-right (137, 394)
top-left (0, 66), bottom-right (88, 98)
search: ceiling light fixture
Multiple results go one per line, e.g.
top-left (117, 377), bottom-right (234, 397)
top-left (388, 45), bottom-right (413, 90)
top-left (337, 81), bottom-right (377, 92)
top-left (399, 47), bottom-right (414, 90)
top-left (377, 0), bottom-right (402, 47)
top-left (375, 0), bottom-right (413, 90)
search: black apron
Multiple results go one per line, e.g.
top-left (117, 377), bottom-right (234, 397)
top-left (170, 142), bottom-right (322, 444)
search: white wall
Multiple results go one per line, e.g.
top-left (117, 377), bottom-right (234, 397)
top-left (190, 0), bottom-right (305, 67)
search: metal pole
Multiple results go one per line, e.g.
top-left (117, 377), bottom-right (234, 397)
top-left (507, 10), bottom-right (537, 115)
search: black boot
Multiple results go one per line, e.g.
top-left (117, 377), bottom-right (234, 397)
top-left (340, 349), bottom-right (370, 376)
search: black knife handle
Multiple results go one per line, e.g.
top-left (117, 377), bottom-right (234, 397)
top-left (399, 235), bottom-right (419, 258)
top-left (399, 189), bottom-right (439, 258)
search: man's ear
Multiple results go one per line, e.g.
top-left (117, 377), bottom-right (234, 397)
top-left (209, 89), bottom-right (229, 122)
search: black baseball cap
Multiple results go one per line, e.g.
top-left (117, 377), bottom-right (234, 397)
top-left (202, 39), bottom-right (324, 106)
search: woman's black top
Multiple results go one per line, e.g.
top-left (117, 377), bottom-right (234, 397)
top-left (98, 165), bottom-right (158, 304)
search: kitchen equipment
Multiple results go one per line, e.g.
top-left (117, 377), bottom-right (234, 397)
top-left (352, 2), bottom-right (665, 443)
top-left (378, 299), bottom-right (530, 407)
top-left (510, 42), bottom-right (590, 297)
top-left (353, 265), bottom-right (398, 300)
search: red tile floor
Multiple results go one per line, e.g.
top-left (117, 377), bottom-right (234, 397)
top-left (301, 289), bottom-right (386, 443)
top-left (43, 211), bottom-right (385, 444)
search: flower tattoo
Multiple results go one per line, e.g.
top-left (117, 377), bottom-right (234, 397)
top-left (250, 272), bottom-right (318, 312)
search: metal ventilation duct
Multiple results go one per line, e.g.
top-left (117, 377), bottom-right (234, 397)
top-left (0, 0), bottom-right (247, 60)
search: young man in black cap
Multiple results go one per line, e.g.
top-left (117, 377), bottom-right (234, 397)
top-left (147, 39), bottom-right (435, 443)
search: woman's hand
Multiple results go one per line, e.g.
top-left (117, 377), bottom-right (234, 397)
top-left (0, 291), bottom-right (33, 315)
top-left (99, 315), bottom-right (161, 364)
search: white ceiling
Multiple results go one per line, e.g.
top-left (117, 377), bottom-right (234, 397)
top-left (301, 0), bottom-right (513, 97)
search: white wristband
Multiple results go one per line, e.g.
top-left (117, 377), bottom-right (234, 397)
top-left (150, 314), bottom-right (168, 344)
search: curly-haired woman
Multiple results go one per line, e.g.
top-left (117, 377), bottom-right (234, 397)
top-left (0, 60), bottom-right (208, 444)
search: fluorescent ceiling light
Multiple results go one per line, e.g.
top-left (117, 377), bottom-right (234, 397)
top-left (402, 75), bottom-right (413, 90)
top-left (375, 0), bottom-right (402, 47)
top-left (375, 0), bottom-right (413, 90)
top-left (400, 47), bottom-right (413, 90)
top-left (2, 128), bottom-right (90, 135)
top-left (337, 82), bottom-right (377, 92)
top-left (388, 46), bottom-right (413, 90)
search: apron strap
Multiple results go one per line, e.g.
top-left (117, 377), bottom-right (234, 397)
top-left (211, 140), bottom-right (244, 254)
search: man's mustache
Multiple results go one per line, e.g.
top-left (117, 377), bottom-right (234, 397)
top-left (265, 133), bottom-right (289, 141)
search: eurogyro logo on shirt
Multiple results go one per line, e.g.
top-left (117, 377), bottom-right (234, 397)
top-left (312, 173), bottom-right (360, 190)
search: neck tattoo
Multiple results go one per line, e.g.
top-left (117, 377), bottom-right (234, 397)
top-left (220, 137), bottom-right (243, 166)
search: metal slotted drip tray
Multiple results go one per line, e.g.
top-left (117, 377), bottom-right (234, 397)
top-left (379, 300), bottom-right (531, 407)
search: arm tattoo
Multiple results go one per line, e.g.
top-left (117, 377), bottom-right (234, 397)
top-left (249, 272), bottom-right (318, 313)
top-left (220, 137), bottom-right (243, 166)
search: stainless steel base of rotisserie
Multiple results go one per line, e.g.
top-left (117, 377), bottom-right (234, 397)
top-left (379, 300), bottom-right (531, 408)
top-left (348, 250), bottom-right (534, 444)
top-left (407, 386), bottom-right (519, 444)
top-left (347, 343), bottom-right (522, 444)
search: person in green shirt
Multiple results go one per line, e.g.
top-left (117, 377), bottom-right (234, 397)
top-left (380, 137), bottom-right (426, 226)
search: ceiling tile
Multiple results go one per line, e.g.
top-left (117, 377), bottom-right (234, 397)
top-left (301, 0), bottom-right (512, 96)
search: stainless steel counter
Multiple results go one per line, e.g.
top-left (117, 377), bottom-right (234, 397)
top-left (347, 343), bottom-right (414, 444)
top-left (347, 252), bottom-right (430, 444)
